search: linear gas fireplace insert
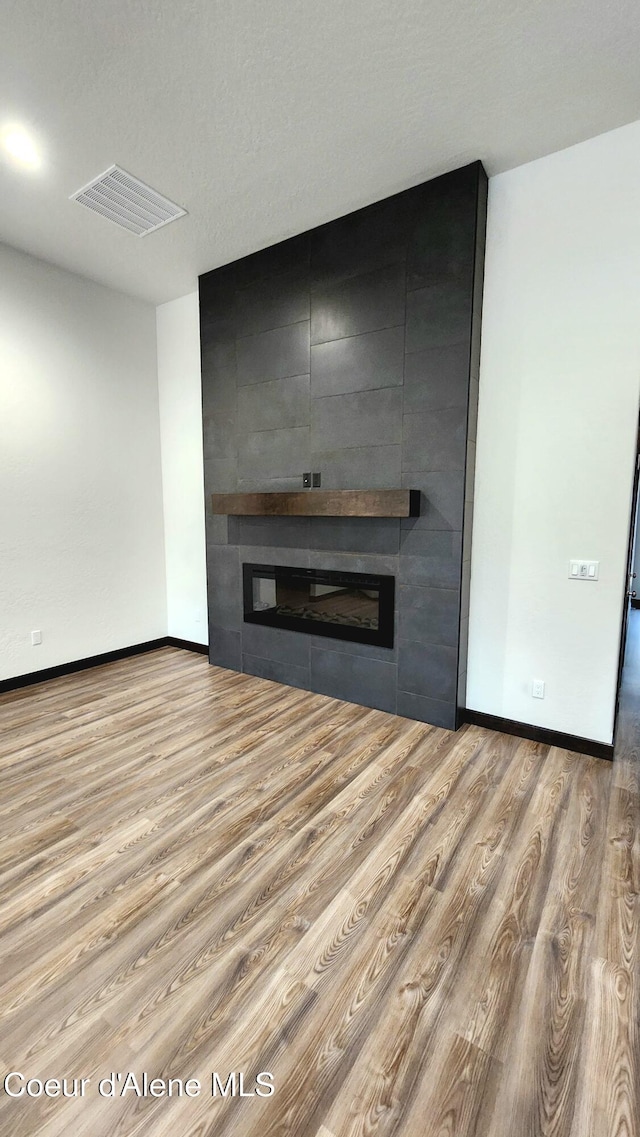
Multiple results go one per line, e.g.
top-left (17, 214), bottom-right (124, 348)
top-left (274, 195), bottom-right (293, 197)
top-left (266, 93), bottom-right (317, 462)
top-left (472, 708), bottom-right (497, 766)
top-left (243, 563), bottom-right (395, 648)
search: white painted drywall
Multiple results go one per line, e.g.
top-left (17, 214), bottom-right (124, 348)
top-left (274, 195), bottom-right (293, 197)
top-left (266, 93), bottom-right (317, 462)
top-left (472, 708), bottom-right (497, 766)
top-left (468, 120), bottom-right (640, 744)
top-left (156, 292), bottom-right (208, 645)
top-left (0, 242), bottom-right (167, 681)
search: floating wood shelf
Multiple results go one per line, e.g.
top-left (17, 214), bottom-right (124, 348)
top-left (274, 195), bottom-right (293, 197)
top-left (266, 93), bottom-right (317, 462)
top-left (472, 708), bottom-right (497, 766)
top-left (211, 490), bottom-right (420, 518)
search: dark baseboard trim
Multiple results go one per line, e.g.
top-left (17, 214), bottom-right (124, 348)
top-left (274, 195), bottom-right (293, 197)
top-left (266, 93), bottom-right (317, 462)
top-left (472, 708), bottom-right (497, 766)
top-left (166, 636), bottom-right (208, 655)
top-left (0, 636), bottom-right (209, 694)
top-left (460, 708), bottom-right (614, 762)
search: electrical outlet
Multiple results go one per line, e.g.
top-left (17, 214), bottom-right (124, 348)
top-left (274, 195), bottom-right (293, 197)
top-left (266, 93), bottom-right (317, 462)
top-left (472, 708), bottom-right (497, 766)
top-left (532, 678), bottom-right (545, 699)
top-left (302, 472), bottom-right (311, 488)
top-left (31, 630), bottom-right (42, 646)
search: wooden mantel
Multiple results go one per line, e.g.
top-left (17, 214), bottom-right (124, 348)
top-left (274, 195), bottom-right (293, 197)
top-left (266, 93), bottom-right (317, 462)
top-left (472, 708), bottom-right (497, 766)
top-left (211, 489), bottom-right (420, 518)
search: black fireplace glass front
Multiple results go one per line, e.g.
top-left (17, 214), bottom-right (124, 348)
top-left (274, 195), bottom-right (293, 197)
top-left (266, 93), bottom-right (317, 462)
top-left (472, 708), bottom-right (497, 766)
top-left (242, 563), bottom-right (395, 648)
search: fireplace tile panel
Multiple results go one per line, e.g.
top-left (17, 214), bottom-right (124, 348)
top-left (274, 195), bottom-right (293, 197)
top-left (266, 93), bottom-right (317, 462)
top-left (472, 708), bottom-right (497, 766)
top-left (311, 387), bottom-right (403, 453)
top-left (200, 160), bottom-right (487, 728)
top-left (234, 544), bottom-right (311, 570)
top-left (205, 516), bottom-right (229, 545)
top-left (236, 321), bottom-right (310, 386)
top-left (242, 653), bottom-right (310, 691)
top-left (236, 476), bottom-right (314, 492)
top-left (311, 194), bottom-right (410, 287)
top-left (200, 342), bottom-right (237, 410)
top-left (397, 640), bottom-right (458, 704)
top-left (204, 457), bottom-right (237, 494)
top-left (242, 623), bottom-right (311, 669)
top-left (310, 647), bottom-right (397, 715)
top-left (206, 546), bottom-right (241, 631)
top-left (310, 325), bottom-right (405, 398)
top-left (398, 585), bottom-right (459, 648)
top-left (228, 516), bottom-right (311, 548)
top-left (308, 633), bottom-right (397, 663)
top-left (203, 412), bottom-right (236, 460)
top-left (405, 281), bottom-right (473, 353)
top-left (306, 551), bottom-right (398, 578)
top-left (310, 445), bottom-right (401, 490)
top-left (235, 269), bottom-right (310, 337)
top-left (235, 231), bottom-right (310, 287)
top-left (199, 278), bottom-right (237, 345)
top-left (310, 262), bottom-right (406, 346)
top-left (403, 343), bottom-right (471, 413)
top-left (398, 530), bottom-right (462, 590)
top-left (407, 184), bottom-right (476, 290)
top-left (237, 427), bottom-right (310, 481)
top-left (399, 526), bottom-right (462, 558)
top-left (399, 471), bottom-right (464, 531)
top-left (208, 625), bottom-right (242, 671)
top-left (398, 553), bottom-right (460, 592)
top-left (308, 517), bottom-right (400, 556)
top-left (401, 407), bottom-right (467, 473)
top-left (237, 373), bottom-right (310, 433)
top-left (396, 690), bottom-right (456, 731)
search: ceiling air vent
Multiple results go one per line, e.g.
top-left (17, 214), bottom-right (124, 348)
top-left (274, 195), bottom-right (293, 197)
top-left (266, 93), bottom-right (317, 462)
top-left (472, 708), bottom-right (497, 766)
top-left (70, 165), bottom-right (186, 236)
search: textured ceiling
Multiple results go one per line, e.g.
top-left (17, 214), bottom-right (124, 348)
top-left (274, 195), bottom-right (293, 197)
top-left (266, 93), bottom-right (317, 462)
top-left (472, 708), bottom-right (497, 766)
top-left (2, 0), bottom-right (640, 304)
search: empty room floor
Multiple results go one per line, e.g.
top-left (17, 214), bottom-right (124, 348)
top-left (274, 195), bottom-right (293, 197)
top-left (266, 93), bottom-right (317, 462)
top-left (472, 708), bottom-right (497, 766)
top-left (0, 639), bottom-right (637, 1137)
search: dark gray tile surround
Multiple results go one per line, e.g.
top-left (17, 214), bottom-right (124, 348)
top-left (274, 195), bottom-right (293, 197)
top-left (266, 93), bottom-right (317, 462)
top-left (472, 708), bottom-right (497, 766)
top-left (200, 163), bottom-right (487, 730)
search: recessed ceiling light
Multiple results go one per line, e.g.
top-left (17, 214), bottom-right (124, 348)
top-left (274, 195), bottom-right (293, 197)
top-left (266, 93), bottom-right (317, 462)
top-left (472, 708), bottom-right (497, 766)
top-left (1, 125), bottom-right (41, 170)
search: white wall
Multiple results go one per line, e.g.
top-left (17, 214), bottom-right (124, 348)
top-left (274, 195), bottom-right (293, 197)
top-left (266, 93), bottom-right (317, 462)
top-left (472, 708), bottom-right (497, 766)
top-left (468, 121), bottom-right (640, 744)
top-left (0, 243), bottom-right (167, 680)
top-left (156, 292), bottom-right (208, 645)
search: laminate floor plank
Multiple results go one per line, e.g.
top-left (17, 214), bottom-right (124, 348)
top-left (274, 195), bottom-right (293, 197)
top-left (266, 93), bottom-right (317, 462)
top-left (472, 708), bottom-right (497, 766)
top-left (480, 754), bottom-right (610, 1137)
top-left (0, 711), bottom-right (381, 1010)
top-left (19, 725), bottom-right (446, 1068)
top-left (569, 738), bottom-right (639, 1130)
top-left (0, 725), bottom-right (439, 1076)
top-left (0, 640), bottom-right (637, 1137)
top-left (315, 736), bottom-right (553, 1137)
top-left (566, 615), bottom-right (640, 1137)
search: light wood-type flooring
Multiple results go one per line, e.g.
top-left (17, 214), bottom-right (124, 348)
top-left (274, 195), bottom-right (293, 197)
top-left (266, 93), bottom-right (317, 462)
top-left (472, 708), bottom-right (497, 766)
top-left (0, 624), bottom-right (638, 1137)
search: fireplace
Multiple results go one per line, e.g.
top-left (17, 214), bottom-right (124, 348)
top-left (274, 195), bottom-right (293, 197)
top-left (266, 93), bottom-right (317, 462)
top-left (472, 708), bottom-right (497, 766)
top-left (243, 563), bottom-right (395, 648)
top-left (202, 162), bottom-right (487, 728)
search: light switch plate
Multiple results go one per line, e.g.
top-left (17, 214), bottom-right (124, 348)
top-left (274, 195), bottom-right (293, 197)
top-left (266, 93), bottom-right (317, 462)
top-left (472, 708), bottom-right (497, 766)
top-left (569, 560), bottom-right (599, 580)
